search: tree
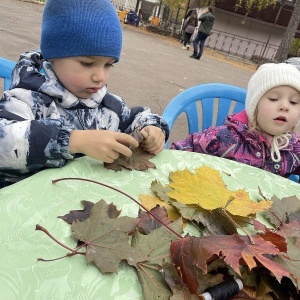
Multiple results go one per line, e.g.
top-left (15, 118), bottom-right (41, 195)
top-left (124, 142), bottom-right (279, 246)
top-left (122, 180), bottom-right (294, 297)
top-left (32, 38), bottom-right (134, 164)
top-left (236, 0), bottom-right (300, 62)
top-left (274, 0), bottom-right (300, 61)
top-left (161, 0), bottom-right (182, 11)
top-left (236, 0), bottom-right (277, 11)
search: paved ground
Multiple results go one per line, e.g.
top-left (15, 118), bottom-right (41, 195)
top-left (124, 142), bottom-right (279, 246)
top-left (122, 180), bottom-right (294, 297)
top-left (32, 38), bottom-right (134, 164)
top-left (0, 0), bottom-right (256, 145)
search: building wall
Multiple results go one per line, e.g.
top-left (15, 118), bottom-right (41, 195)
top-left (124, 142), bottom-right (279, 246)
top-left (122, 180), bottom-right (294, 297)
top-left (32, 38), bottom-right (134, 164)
top-left (207, 8), bottom-right (286, 60)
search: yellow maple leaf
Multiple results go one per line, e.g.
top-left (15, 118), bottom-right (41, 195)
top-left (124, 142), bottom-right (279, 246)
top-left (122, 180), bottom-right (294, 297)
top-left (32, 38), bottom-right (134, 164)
top-left (167, 166), bottom-right (271, 217)
top-left (139, 194), bottom-right (181, 221)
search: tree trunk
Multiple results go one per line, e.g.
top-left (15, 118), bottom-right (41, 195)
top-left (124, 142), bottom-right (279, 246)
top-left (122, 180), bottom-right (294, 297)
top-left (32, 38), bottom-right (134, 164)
top-left (274, 0), bottom-right (300, 62)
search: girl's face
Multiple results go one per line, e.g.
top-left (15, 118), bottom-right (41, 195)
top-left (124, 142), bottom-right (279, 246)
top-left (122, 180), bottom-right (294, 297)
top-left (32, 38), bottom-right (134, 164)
top-left (50, 56), bottom-right (115, 99)
top-left (256, 85), bottom-right (300, 136)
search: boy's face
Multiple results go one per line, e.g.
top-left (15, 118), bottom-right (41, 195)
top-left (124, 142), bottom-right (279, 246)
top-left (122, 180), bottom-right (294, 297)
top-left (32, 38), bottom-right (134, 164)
top-left (256, 85), bottom-right (300, 136)
top-left (50, 56), bottom-right (115, 99)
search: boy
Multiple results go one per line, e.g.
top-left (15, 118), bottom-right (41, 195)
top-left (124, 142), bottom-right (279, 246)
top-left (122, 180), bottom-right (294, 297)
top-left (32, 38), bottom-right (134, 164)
top-left (0, 0), bottom-right (169, 188)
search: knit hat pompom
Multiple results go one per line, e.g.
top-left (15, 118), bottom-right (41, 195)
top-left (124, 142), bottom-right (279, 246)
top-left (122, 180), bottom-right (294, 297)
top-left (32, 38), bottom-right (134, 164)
top-left (245, 63), bottom-right (300, 125)
top-left (41, 0), bottom-right (122, 62)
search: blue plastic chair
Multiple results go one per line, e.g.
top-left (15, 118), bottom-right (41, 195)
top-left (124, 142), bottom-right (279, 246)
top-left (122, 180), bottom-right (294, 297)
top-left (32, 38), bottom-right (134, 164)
top-left (162, 83), bottom-right (247, 148)
top-left (0, 57), bottom-right (15, 92)
top-left (162, 83), bottom-right (299, 183)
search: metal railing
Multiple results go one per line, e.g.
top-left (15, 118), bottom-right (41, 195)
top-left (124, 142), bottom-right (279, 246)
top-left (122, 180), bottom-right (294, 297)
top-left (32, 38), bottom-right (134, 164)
top-left (206, 29), bottom-right (278, 62)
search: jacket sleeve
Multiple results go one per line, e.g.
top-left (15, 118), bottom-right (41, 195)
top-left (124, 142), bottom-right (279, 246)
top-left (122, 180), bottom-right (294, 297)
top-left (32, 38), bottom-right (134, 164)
top-left (198, 13), bottom-right (208, 22)
top-left (171, 131), bottom-right (208, 152)
top-left (0, 95), bottom-right (74, 176)
top-left (102, 92), bottom-right (169, 140)
top-left (171, 126), bottom-right (225, 154)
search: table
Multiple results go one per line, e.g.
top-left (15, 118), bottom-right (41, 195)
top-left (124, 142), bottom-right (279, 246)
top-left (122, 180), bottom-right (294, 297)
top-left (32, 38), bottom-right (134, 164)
top-left (1, 150), bottom-right (300, 299)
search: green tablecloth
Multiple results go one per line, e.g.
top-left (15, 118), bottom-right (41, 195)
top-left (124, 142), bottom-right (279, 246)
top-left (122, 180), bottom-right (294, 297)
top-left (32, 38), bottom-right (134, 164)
top-left (1, 150), bottom-right (299, 299)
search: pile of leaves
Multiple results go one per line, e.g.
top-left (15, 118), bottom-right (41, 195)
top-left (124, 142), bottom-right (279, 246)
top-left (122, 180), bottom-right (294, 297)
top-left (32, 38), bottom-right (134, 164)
top-left (37, 165), bottom-right (300, 299)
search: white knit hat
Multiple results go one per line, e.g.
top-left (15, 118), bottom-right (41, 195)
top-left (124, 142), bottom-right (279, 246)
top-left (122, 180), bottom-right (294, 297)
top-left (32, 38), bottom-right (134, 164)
top-left (245, 63), bottom-right (300, 125)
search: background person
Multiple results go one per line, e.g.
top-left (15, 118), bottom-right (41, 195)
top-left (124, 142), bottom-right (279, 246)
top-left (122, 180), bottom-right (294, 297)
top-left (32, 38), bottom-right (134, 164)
top-left (190, 6), bottom-right (215, 60)
top-left (182, 9), bottom-right (198, 50)
top-left (0, 0), bottom-right (169, 188)
top-left (171, 63), bottom-right (300, 179)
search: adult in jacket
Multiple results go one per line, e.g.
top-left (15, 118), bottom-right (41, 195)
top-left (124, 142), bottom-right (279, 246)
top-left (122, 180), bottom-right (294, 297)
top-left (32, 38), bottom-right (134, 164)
top-left (181, 9), bottom-right (198, 50)
top-left (190, 6), bottom-right (215, 60)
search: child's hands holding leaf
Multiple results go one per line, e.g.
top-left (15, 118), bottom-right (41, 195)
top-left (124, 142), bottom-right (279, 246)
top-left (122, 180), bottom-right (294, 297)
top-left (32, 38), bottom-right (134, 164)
top-left (140, 125), bottom-right (165, 154)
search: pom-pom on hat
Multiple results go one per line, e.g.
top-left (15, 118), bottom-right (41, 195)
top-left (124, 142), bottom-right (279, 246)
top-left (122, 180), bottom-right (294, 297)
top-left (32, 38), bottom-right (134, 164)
top-left (245, 63), bottom-right (300, 125)
top-left (41, 0), bottom-right (122, 62)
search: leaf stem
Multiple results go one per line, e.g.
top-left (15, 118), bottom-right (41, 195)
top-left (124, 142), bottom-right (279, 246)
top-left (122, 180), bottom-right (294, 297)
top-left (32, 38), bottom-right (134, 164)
top-left (52, 177), bottom-right (183, 239)
top-left (221, 209), bottom-right (255, 244)
top-left (36, 224), bottom-right (86, 254)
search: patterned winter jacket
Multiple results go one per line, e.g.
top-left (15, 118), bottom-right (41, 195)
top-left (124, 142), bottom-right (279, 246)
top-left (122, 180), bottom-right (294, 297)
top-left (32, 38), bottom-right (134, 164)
top-left (171, 110), bottom-right (300, 178)
top-left (0, 51), bottom-right (169, 187)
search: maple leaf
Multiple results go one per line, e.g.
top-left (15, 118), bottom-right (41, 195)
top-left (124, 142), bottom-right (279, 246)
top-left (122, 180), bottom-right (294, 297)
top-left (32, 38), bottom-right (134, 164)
top-left (150, 179), bottom-right (173, 202)
top-left (257, 196), bottom-right (300, 289)
top-left (138, 205), bottom-right (171, 234)
top-left (128, 218), bottom-right (183, 299)
top-left (262, 195), bottom-right (300, 228)
top-left (71, 199), bottom-right (146, 273)
top-left (170, 235), bottom-right (292, 296)
top-left (167, 166), bottom-right (272, 217)
top-left (173, 203), bottom-right (239, 235)
top-left (275, 240), bottom-right (300, 291)
top-left (142, 177), bottom-right (239, 235)
top-left (58, 200), bottom-right (122, 224)
top-left (139, 193), bottom-right (181, 221)
top-left (104, 128), bottom-right (156, 171)
top-left (58, 200), bottom-right (94, 224)
top-left (160, 262), bottom-right (199, 299)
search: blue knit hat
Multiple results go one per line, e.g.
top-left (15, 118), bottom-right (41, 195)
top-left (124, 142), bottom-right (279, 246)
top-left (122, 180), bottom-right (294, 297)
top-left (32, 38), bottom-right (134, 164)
top-left (41, 0), bottom-right (122, 62)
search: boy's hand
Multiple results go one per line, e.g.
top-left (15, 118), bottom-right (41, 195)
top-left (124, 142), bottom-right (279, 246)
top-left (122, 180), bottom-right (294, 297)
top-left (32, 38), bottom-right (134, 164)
top-left (69, 130), bottom-right (139, 163)
top-left (140, 125), bottom-right (165, 154)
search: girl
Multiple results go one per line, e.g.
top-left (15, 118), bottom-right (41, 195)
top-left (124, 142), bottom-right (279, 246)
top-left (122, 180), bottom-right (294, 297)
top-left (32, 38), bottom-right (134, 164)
top-left (171, 63), bottom-right (300, 179)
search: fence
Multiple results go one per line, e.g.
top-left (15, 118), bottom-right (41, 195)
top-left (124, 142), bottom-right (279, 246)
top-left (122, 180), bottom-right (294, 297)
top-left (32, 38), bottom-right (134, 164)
top-left (206, 30), bottom-right (278, 62)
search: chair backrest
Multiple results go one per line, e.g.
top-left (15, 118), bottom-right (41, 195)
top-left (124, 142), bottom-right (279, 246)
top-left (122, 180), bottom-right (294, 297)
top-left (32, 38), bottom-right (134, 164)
top-left (0, 57), bottom-right (15, 92)
top-left (162, 83), bottom-right (247, 148)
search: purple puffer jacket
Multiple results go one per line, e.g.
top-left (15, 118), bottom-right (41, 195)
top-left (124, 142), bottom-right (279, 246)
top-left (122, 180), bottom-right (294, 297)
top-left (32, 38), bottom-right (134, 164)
top-left (171, 110), bottom-right (300, 178)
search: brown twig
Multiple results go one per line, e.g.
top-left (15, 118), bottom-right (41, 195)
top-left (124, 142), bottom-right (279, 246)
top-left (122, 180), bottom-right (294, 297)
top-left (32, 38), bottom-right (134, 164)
top-left (52, 177), bottom-right (183, 239)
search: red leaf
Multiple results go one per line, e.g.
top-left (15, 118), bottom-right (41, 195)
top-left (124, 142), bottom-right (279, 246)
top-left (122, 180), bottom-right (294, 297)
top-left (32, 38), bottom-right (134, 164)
top-left (170, 235), bottom-right (292, 296)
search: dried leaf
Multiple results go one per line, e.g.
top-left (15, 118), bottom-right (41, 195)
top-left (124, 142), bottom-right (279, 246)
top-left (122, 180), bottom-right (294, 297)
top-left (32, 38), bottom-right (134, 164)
top-left (150, 180), bottom-right (173, 202)
top-left (263, 195), bottom-right (300, 228)
top-left (58, 200), bottom-right (94, 224)
top-left (137, 205), bottom-right (171, 234)
top-left (104, 147), bottom-right (156, 171)
top-left (104, 128), bottom-right (156, 171)
top-left (129, 219), bottom-right (183, 299)
top-left (167, 166), bottom-right (272, 217)
top-left (139, 193), bottom-right (181, 221)
top-left (58, 200), bottom-right (122, 224)
top-left (170, 234), bottom-right (292, 295)
top-left (71, 199), bottom-right (146, 273)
